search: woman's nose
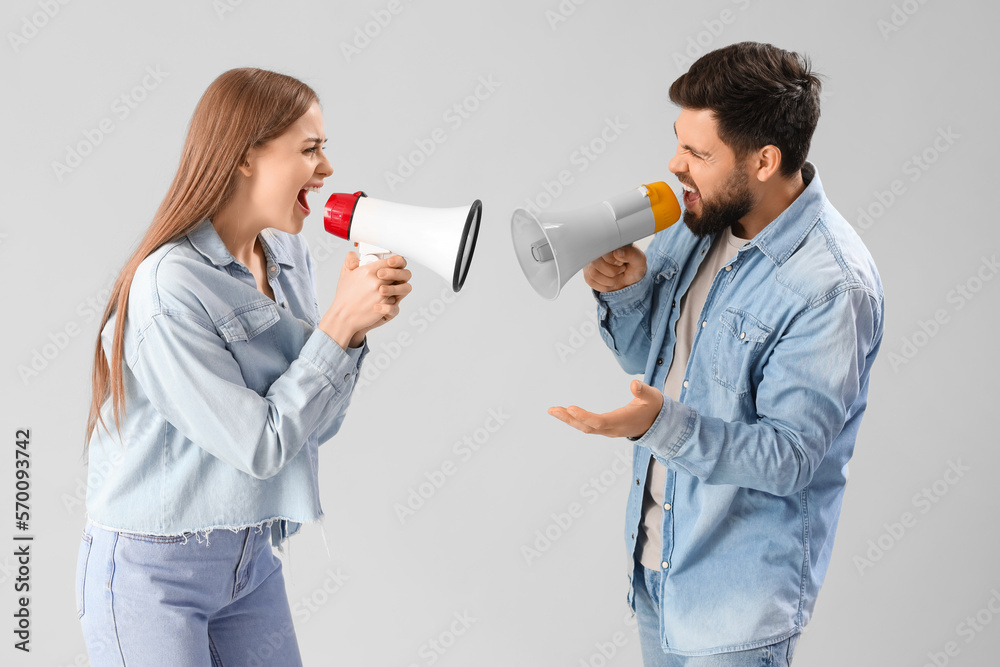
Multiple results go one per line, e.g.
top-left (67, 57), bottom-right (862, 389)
top-left (317, 151), bottom-right (333, 178)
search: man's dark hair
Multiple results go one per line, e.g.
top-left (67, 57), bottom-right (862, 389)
top-left (669, 42), bottom-right (822, 178)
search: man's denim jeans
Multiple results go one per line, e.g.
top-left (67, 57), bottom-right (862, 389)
top-left (77, 519), bottom-right (302, 666)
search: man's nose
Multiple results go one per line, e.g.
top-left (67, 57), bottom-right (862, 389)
top-left (668, 149), bottom-right (685, 175)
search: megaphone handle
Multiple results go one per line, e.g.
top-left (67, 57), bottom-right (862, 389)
top-left (356, 242), bottom-right (392, 266)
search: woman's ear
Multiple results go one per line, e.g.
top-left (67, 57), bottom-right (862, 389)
top-left (238, 150), bottom-right (254, 178)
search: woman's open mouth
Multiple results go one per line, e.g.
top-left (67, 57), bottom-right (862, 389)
top-left (297, 185), bottom-right (321, 215)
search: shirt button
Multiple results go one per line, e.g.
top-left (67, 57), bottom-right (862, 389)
top-left (663, 503), bottom-right (672, 511)
top-left (656, 358), bottom-right (664, 366)
top-left (636, 478), bottom-right (641, 485)
top-left (683, 380), bottom-right (689, 388)
top-left (662, 561), bottom-right (670, 569)
top-left (701, 320), bottom-right (707, 328)
top-left (343, 373), bottom-right (351, 382)
top-left (672, 300), bottom-right (677, 308)
top-left (725, 265), bottom-right (733, 272)
top-left (740, 332), bottom-right (746, 340)
top-left (269, 266), bottom-right (277, 273)
top-left (631, 533), bottom-right (636, 540)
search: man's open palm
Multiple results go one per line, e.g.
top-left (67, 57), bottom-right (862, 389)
top-left (549, 379), bottom-right (663, 439)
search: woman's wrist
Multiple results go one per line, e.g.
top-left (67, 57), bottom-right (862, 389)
top-left (318, 305), bottom-right (357, 351)
top-left (348, 331), bottom-right (366, 349)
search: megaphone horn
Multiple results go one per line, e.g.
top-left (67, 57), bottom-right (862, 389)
top-left (510, 182), bottom-right (681, 300)
top-left (325, 191), bottom-right (482, 292)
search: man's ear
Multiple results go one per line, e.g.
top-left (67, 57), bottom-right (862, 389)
top-left (752, 145), bottom-right (782, 183)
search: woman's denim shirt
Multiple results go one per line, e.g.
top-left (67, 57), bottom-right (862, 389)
top-left (86, 219), bottom-right (367, 546)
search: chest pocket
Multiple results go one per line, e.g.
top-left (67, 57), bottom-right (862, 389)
top-left (654, 254), bottom-right (679, 284)
top-left (215, 301), bottom-right (281, 343)
top-left (711, 307), bottom-right (772, 395)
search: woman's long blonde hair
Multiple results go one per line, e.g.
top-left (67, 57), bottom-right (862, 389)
top-left (85, 68), bottom-right (318, 445)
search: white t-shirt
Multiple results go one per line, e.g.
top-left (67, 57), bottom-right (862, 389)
top-left (637, 225), bottom-right (749, 570)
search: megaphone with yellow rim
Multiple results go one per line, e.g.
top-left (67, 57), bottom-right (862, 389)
top-left (510, 182), bottom-right (681, 300)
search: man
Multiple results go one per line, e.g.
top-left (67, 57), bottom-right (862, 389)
top-left (549, 42), bottom-right (884, 665)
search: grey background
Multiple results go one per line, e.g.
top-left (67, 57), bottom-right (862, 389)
top-left (2, 0), bottom-right (998, 664)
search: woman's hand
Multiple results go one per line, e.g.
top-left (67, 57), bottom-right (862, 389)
top-left (318, 252), bottom-right (412, 350)
top-left (348, 255), bottom-right (413, 346)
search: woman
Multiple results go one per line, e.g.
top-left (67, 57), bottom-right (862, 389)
top-left (76, 68), bottom-right (411, 665)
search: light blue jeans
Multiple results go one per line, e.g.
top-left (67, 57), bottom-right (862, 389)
top-left (634, 559), bottom-right (799, 666)
top-left (77, 520), bottom-right (302, 666)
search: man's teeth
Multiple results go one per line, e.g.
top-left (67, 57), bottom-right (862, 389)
top-left (681, 184), bottom-right (697, 193)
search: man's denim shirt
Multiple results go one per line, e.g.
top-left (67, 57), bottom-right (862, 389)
top-left (86, 219), bottom-right (367, 546)
top-left (596, 164), bottom-right (884, 655)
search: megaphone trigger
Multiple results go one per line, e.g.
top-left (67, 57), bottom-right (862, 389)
top-left (356, 242), bottom-right (392, 267)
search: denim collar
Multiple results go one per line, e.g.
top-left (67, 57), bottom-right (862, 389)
top-left (187, 219), bottom-right (297, 269)
top-left (746, 162), bottom-right (824, 267)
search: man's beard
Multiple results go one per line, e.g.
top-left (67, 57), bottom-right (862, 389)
top-left (683, 166), bottom-right (756, 238)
